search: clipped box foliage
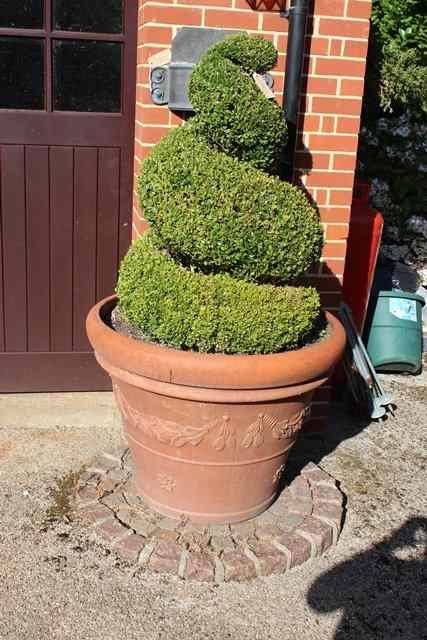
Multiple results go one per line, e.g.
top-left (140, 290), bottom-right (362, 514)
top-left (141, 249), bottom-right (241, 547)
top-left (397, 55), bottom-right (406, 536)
top-left (117, 233), bottom-right (321, 354)
top-left (189, 36), bottom-right (287, 171)
top-left (206, 34), bottom-right (278, 74)
top-left (117, 34), bottom-right (323, 354)
top-left (139, 125), bottom-right (323, 284)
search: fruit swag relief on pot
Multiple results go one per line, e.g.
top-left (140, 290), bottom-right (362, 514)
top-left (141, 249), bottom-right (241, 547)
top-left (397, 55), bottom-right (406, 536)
top-left (87, 35), bottom-right (346, 524)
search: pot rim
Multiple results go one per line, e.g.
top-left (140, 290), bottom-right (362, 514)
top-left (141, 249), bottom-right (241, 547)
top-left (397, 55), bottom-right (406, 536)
top-left (86, 295), bottom-right (346, 391)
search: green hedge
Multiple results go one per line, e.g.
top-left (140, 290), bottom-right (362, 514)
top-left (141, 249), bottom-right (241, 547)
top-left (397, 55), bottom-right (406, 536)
top-left (117, 234), bottom-right (321, 355)
top-left (189, 35), bottom-right (287, 171)
top-left (138, 125), bottom-right (323, 284)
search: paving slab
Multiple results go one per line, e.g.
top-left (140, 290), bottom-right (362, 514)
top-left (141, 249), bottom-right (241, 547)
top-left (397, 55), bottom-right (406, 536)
top-left (0, 368), bottom-right (425, 640)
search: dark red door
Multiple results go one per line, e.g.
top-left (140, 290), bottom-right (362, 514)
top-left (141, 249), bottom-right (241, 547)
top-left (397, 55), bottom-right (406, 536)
top-left (0, 1), bottom-right (137, 392)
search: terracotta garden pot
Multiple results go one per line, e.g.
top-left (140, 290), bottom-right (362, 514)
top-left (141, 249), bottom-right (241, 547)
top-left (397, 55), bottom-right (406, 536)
top-left (87, 296), bottom-right (346, 524)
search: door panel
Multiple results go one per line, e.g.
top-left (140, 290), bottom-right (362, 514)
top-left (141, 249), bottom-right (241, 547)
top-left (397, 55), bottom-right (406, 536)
top-left (0, 143), bottom-right (130, 387)
top-left (26, 145), bottom-right (50, 352)
top-left (0, 0), bottom-right (136, 391)
top-left (97, 148), bottom-right (121, 300)
top-left (73, 146), bottom-right (98, 352)
top-left (1, 145), bottom-right (28, 352)
top-left (50, 146), bottom-right (74, 353)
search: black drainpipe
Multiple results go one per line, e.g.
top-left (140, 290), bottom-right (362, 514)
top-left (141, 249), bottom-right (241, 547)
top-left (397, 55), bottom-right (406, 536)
top-left (280, 0), bottom-right (309, 181)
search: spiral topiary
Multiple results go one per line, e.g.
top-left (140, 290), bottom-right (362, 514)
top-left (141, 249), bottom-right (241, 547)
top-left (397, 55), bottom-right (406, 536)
top-left (117, 34), bottom-right (324, 354)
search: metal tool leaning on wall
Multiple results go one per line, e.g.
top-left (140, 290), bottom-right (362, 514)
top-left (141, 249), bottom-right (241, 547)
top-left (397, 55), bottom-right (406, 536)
top-left (339, 303), bottom-right (396, 421)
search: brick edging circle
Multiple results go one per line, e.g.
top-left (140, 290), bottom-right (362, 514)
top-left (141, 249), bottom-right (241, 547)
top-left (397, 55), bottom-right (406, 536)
top-left (73, 449), bottom-right (345, 582)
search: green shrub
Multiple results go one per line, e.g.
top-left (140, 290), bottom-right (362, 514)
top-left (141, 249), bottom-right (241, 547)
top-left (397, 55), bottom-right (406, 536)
top-left (117, 234), bottom-right (321, 354)
top-left (379, 45), bottom-right (427, 114)
top-left (361, 0), bottom-right (426, 257)
top-left (118, 34), bottom-right (323, 355)
top-left (371, 0), bottom-right (427, 63)
top-left (189, 35), bottom-right (287, 171)
top-left (207, 34), bottom-right (278, 74)
top-left (365, 0), bottom-right (427, 116)
top-left (138, 125), bottom-right (323, 284)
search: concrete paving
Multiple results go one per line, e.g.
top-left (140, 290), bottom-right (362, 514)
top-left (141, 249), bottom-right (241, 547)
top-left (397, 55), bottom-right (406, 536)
top-left (0, 369), bottom-right (426, 640)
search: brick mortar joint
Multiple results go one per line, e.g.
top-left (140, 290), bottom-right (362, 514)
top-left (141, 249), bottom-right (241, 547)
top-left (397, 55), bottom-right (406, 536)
top-left (271, 540), bottom-right (292, 570)
top-left (243, 546), bottom-right (262, 578)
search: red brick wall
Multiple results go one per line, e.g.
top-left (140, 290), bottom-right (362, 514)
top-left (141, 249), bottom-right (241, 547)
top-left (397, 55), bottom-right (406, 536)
top-left (133, 0), bottom-right (371, 429)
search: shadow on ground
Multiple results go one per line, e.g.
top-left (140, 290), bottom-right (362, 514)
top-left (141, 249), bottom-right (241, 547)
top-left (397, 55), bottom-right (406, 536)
top-left (282, 400), bottom-right (371, 490)
top-left (307, 517), bottom-right (427, 640)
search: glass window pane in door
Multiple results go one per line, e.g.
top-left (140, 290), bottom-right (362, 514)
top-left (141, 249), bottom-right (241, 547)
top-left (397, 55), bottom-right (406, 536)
top-left (0, 37), bottom-right (44, 109)
top-left (53, 0), bottom-right (122, 34)
top-left (0, 1), bottom-right (44, 28)
top-left (53, 40), bottom-right (122, 112)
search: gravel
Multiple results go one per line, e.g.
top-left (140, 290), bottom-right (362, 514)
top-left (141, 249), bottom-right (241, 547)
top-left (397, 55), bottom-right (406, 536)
top-left (0, 368), bottom-right (425, 640)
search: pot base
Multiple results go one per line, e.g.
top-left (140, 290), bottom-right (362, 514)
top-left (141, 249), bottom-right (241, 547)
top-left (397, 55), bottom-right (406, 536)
top-left (140, 490), bottom-right (276, 525)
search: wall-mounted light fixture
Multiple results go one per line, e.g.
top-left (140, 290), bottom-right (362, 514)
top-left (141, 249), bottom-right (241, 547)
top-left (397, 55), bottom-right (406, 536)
top-left (245, 0), bottom-right (288, 11)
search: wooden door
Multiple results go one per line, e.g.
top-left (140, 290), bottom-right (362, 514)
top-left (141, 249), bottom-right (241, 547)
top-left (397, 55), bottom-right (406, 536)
top-left (0, 1), bottom-right (137, 392)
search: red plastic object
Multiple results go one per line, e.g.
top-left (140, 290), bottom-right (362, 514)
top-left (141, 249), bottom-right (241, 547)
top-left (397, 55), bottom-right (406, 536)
top-left (342, 181), bottom-right (384, 332)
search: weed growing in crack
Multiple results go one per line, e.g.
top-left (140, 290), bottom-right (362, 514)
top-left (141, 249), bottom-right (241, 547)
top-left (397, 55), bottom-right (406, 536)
top-left (44, 466), bottom-right (87, 526)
